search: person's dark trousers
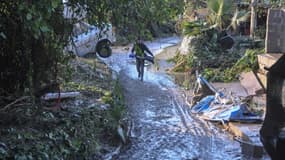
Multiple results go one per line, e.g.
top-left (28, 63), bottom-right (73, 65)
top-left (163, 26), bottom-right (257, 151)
top-left (136, 58), bottom-right (144, 81)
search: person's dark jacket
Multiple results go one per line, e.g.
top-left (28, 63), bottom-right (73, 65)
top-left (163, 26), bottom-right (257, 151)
top-left (131, 42), bottom-right (153, 57)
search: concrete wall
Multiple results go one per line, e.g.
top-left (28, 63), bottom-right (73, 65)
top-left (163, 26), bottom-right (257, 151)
top-left (265, 9), bottom-right (285, 54)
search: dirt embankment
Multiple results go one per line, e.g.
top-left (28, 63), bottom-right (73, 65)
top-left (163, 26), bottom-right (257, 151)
top-left (0, 56), bottom-right (126, 159)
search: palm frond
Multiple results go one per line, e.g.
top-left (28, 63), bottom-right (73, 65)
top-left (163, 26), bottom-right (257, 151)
top-left (228, 9), bottom-right (250, 31)
top-left (183, 21), bottom-right (206, 36)
top-left (207, 0), bottom-right (235, 30)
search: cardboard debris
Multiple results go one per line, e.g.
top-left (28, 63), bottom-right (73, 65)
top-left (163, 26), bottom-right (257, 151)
top-left (240, 71), bottom-right (264, 96)
top-left (256, 72), bottom-right (267, 89)
top-left (257, 54), bottom-right (282, 73)
top-left (256, 54), bottom-right (283, 89)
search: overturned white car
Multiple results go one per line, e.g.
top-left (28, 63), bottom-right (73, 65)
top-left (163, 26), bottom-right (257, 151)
top-left (62, 0), bottom-right (115, 58)
top-left (65, 21), bottom-right (115, 58)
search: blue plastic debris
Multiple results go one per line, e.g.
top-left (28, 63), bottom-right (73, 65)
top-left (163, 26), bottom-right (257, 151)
top-left (191, 75), bottom-right (262, 123)
top-left (191, 95), bottom-right (215, 114)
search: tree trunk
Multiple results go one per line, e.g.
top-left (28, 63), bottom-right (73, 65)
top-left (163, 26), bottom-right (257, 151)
top-left (250, 0), bottom-right (257, 38)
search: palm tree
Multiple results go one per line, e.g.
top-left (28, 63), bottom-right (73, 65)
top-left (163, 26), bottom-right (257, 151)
top-left (183, 0), bottom-right (249, 36)
top-left (206, 0), bottom-right (235, 30)
top-left (250, 0), bottom-right (257, 38)
top-left (227, 9), bottom-right (250, 33)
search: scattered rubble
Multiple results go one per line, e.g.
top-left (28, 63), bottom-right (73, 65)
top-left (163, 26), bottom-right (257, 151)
top-left (190, 75), bottom-right (263, 123)
top-left (188, 74), bottom-right (266, 158)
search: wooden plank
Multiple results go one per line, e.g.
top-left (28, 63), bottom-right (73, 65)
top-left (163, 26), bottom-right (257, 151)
top-left (41, 92), bottom-right (81, 100)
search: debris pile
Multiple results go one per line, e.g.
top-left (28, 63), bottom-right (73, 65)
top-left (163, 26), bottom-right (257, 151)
top-left (190, 75), bottom-right (263, 124)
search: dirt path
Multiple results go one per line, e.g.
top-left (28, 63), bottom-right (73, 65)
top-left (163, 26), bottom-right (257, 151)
top-left (102, 38), bottom-right (242, 160)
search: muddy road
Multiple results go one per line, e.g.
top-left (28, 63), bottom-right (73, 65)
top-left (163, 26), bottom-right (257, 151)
top-left (102, 37), bottom-right (243, 160)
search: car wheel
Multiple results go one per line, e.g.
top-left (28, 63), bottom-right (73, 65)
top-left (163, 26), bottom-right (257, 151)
top-left (96, 41), bottom-right (112, 58)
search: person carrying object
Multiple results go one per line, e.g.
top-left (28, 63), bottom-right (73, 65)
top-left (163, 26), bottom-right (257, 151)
top-left (131, 37), bottom-right (154, 81)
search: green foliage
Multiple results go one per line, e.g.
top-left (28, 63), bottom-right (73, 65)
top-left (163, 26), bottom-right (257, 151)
top-left (102, 80), bottom-right (127, 143)
top-left (111, 0), bottom-right (184, 39)
top-left (170, 29), bottom-right (233, 72)
top-left (173, 28), bottom-right (263, 82)
top-left (0, 1), bottom-right (72, 99)
top-left (0, 77), bottom-right (126, 159)
top-left (255, 26), bottom-right (266, 39)
top-left (0, 107), bottom-right (109, 159)
top-left (183, 0), bottom-right (249, 35)
top-left (270, 0), bottom-right (285, 7)
top-left (169, 53), bottom-right (189, 72)
top-left (202, 48), bottom-right (264, 82)
top-left (0, 0), bottom-right (133, 155)
top-left (207, 0), bottom-right (234, 30)
top-left (0, 0), bottom-right (184, 103)
top-left (177, 0), bottom-right (259, 82)
top-left (228, 9), bottom-right (250, 31)
top-left (0, 38), bottom-right (127, 157)
top-left (185, 0), bottom-right (207, 11)
top-left (183, 21), bottom-right (207, 36)
top-left (223, 48), bottom-right (262, 81)
top-left (185, 30), bottom-right (232, 68)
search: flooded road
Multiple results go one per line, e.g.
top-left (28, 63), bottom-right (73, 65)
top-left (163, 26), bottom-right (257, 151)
top-left (102, 37), bottom-right (244, 160)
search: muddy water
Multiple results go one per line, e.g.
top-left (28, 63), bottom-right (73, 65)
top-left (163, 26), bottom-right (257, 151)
top-left (102, 38), bottom-right (265, 160)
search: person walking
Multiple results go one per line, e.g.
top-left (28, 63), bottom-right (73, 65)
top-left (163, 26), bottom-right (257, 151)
top-left (131, 38), bottom-right (154, 81)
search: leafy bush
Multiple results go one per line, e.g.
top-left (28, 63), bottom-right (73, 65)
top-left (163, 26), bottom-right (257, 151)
top-left (0, 1), bottom-right (73, 101)
top-left (1, 0), bottom-right (184, 106)
top-left (0, 79), bottom-right (127, 159)
top-left (182, 21), bottom-right (207, 36)
top-left (202, 48), bottom-right (264, 82)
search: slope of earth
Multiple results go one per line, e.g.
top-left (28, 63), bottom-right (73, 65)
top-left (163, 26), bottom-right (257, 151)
top-left (0, 56), bottom-right (125, 159)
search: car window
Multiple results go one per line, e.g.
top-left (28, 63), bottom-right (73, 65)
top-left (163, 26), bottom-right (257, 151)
top-left (73, 22), bottom-right (90, 36)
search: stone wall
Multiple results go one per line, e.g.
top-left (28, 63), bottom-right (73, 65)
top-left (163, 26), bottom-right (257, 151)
top-left (265, 9), bottom-right (285, 54)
